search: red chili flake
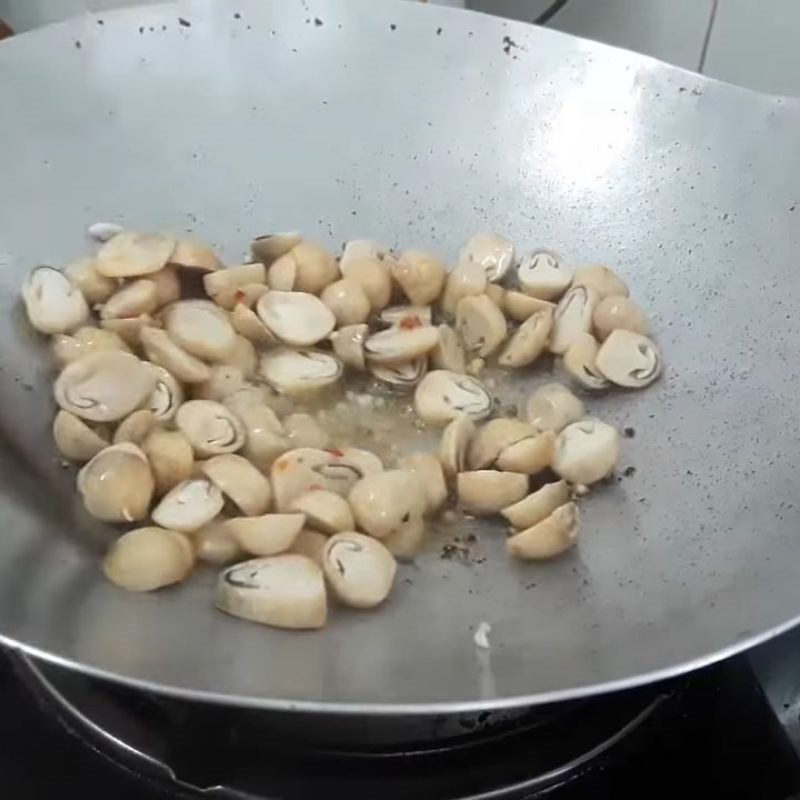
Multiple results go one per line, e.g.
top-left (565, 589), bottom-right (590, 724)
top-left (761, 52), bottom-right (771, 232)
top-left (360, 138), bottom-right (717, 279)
top-left (234, 290), bottom-right (247, 303)
top-left (308, 484), bottom-right (323, 491)
top-left (275, 459), bottom-right (290, 472)
top-left (399, 315), bottom-right (422, 330)
top-left (324, 448), bottom-right (345, 458)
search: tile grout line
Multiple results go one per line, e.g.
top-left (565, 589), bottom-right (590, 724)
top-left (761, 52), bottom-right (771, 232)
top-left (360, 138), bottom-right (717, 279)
top-left (698, 0), bottom-right (719, 73)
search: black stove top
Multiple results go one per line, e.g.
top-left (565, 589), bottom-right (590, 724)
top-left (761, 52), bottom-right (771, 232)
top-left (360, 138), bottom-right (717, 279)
top-left (3, 641), bottom-right (800, 799)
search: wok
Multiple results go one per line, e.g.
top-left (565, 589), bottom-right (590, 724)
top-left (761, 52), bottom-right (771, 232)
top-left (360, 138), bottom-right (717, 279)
top-left (1, 0), bottom-right (799, 714)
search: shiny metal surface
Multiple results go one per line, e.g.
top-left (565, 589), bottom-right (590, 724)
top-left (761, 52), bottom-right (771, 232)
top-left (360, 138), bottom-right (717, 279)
top-left (1, 0), bottom-right (800, 712)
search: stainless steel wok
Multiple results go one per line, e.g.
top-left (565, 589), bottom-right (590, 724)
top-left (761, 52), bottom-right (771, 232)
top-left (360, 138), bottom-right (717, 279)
top-left (1, 0), bottom-right (799, 714)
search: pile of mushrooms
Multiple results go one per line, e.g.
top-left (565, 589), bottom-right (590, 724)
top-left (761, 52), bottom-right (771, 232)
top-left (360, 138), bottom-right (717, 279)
top-left (21, 226), bottom-right (662, 631)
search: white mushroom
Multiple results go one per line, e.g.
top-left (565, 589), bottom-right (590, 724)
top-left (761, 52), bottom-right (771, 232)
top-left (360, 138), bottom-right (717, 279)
top-left (456, 295), bottom-right (507, 358)
top-left (283, 413), bottom-right (331, 450)
top-left (365, 326), bottom-right (439, 364)
top-left (549, 286), bottom-right (598, 355)
top-left (152, 478), bottom-right (224, 532)
top-left (237, 405), bottom-right (290, 471)
top-left (169, 238), bottom-right (221, 272)
top-left (225, 513), bottom-right (305, 556)
top-left (289, 490), bottom-right (355, 534)
top-left (379, 305), bottom-right (433, 328)
top-left (501, 480), bottom-right (570, 530)
top-left (52, 410), bottom-right (109, 461)
top-left (259, 348), bottom-right (342, 396)
top-left (384, 515), bottom-right (426, 560)
top-left (285, 242), bottom-right (339, 294)
top-left (330, 323), bottom-right (369, 371)
top-left (191, 365), bottom-right (247, 402)
top-left (430, 324), bottom-right (467, 373)
top-left (497, 307), bottom-right (554, 369)
top-left (78, 443), bottom-right (154, 523)
top-left (456, 471), bottom-right (528, 515)
top-left (562, 332), bottom-right (609, 390)
top-left (485, 283), bottom-right (506, 308)
top-left (222, 384), bottom-right (273, 415)
top-left (230, 302), bottom-right (277, 347)
top-left (142, 363), bottom-right (183, 422)
top-left (552, 418), bottom-right (620, 485)
top-left (219, 336), bottom-right (257, 378)
top-left (100, 315), bottom-right (158, 348)
top-left (149, 266), bottom-right (181, 307)
top-left (22, 266), bottom-right (89, 334)
top-left (289, 529), bottom-right (328, 566)
top-left (458, 232), bottom-right (514, 283)
top-left (348, 470), bottom-right (426, 539)
top-left (193, 519), bottom-right (245, 565)
top-left (54, 351), bottom-right (156, 422)
top-left (339, 255), bottom-right (392, 311)
top-left (517, 250), bottom-right (573, 300)
top-left (592, 295), bottom-right (649, 341)
top-left (320, 279), bottom-right (371, 326)
top-left (595, 330), bottom-right (662, 388)
top-left (322, 532), bottom-right (397, 609)
top-left (51, 326), bottom-right (131, 367)
top-left (391, 250), bottom-right (447, 305)
top-left (503, 291), bottom-right (555, 323)
top-left (439, 415), bottom-right (476, 479)
top-left (256, 291), bottom-right (335, 347)
top-left (203, 263), bottom-right (267, 310)
top-left (506, 502), bottom-right (580, 561)
top-left (398, 453), bottom-right (448, 515)
top-left (103, 526), bottom-right (194, 592)
top-left (340, 239), bottom-right (388, 270)
top-left (99, 280), bottom-right (158, 320)
top-left (369, 359), bottom-right (428, 389)
top-left (467, 418), bottom-right (540, 470)
top-left (267, 254), bottom-right (297, 291)
top-left (112, 409), bottom-right (157, 445)
top-left (141, 428), bottom-right (195, 496)
top-left (65, 257), bottom-right (116, 305)
top-left (163, 300), bottom-right (237, 362)
top-left (201, 454), bottom-right (272, 517)
top-left (524, 382), bottom-right (585, 433)
top-left (175, 400), bottom-right (245, 456)
top-left (440, 261), bottom-right (487, 317)
top-left (572, 265), bottom-right (629, 299)
top-left (140, 326), bottom-right (211, 384)
top-left (495, 430), bottom-right (555, 474)
top-left (96, 231), bottom-right (176, 278)
top-left (250, 232), bottom-right (302, 264)
top-left (414, 370), bottom-right (492, 425)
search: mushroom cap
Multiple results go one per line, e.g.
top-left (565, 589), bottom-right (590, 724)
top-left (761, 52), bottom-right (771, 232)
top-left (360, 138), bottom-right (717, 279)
top-left (65, 257), bottom-right (116, 305)
top-left (231, 302), bottom-right (278, 346)
top-left (524, 382), bottom-right (586, 433)
top-left (225, 513), bottom-right (305, 556)
top-left (467, 418), bottom-right (540, 470)
top-left (552, 417), bottom-right (620, 485)
top-left (397, 453), bottom-right (448, 515)
top-left (439, 415), bottom-right (476, 479)
top-left (440, 261), bottom-right (487, 317)
top-left (163, 300), bottom-right (237, 362)
top-left (595, 329), bottom-right (662, 388)
top-left (152, 478), bottom-right (225, 532)
top-left (414, 370), bottom-right (493, 425)
top-left (193, 519), bottom-right (245, 565)
top-left (289, 529), bottom-right (329, 566)
top-left (384, 514), bottom-right (426, 560)
top-left (369, 359), bottom-right (428, 389)
top-left (99, 280), bottom-right (158, 320)
top-left (201, 454), bottom-right (272, 517)
top-left (22, 266), bottom-right (89, 334)
top-left (259, 348), bottom-right (343, 396)
top-left (112, 409), bottom-right (158, 445)
top-left (96, 231), bottom-right (176, 278)
top-left (495, 430), bottom-right (556, 474)
top-left (503, 291), bottom-right (555, 323)
top-left (320, 278), bottom-right (371, 326)
top-left (203, 263), bottom-right (267, 309)
top-left (290, 242), bottom-right (340, 294)
top-left (238, 405), bottom-right (291, 471)
top-left (289, 489), bottom-right (355, 534)
top-left (54, 351), bottom-right (156, 423)
top-left (339, 256), bottom-right (392, 311)
top-left (175, 400), bottom-right (246, 457)
top-left (592, 296), bottom-right (650, 341)
top-left (250, 232), bottom-right (303, 264)
top-left (330, 323), bottom-right (369, 371)
top-left (506, 502), bottom-right (580, 561)
top-left (549, 286), bottom-right (598, 355)
top-left (430, 324), bottom-right (467, 374)
top-left (283, 413), bottom-right (331, 450)
top-left (52, 410), bottom-right (109, 461)
top-left (456, 471), bottom-right (528, 515)
top-left (456, 294), bottom-right (508, 358)
top-left (267, 254), bottom-right (297, 291)
top-left (191, 365), bottom-right (247, 402)
top-left (348, 470), bottom-right (427, 539)
top-left (392, 250), bottom-right (447, 306)
top-left (365, 326), bottom-right (440, 364)
top-left (169, 237), bottom-right (222, 272)
top-left (323, 532), bottom-right (397, 609)
top-left (572, 265), bottom-right (629, 299)
top-left (458, 232), bottom-right (515, 283)
top-left (149, 266), bottom-right (182, 307)
top-left (216, 554), bottom-right (327, 629)
top-left (220, 335), bottom-right (258, 378)
top-left (340, 239), bottom-right (388, 270)
top-left (142, 363), bottom-right (183, 422)
top-left (517, 250), bottom-right (573, 301)
top-left (497, 307), bottom-right (554, 369)
top-left (256, 290), bottom-right (336, 346)
top-left (501, 480), bottom-right (571, 530)
top-left (141, 428), bottom-right (195, 496)
top-left (140, 326), bottom-right (212, 384)
top-left (51, 326), bottom-right (131, 367)
top-left (100, 314), bottom-right (159, 348)
top-left (562, 332), bottom-right (609, 390)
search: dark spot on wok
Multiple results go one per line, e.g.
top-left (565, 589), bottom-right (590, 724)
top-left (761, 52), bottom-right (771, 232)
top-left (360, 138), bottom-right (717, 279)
top-left (390, 23), bottom-right (397, 31)
top-left (178, 18), bottom-right (191, 27)
top-left (314, 18), bottom-right (323, 26)
top-left (624, 427), bottom-right (636, 438)
top-left (436, 27), bottom-right (442, 35)
top-left (234, 12), bottom-right (241, 20)
top-left (623, 466), bottom-right (637, 478)
top-left (74, 40), bottom-right (82, 49)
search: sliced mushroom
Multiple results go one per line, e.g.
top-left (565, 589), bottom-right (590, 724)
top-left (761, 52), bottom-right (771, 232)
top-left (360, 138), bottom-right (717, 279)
top-left (503, 291), bottom-right (555, 322)
top-left (288, 242), bottom-right (339, 294)
top-left (140, 326), bottom-right (211, 384)
top-left (365, 326), bottom-right (439, 364)
top-left (467, 418), bottom-right (540, 470)
top-left (592, 295), bottom-right (649, 341)
top-left (149, 266), bottom-right (181, 307)
top-left (430, 324), bottom-right (467, 373)
top-left (142, 363), bottom-right (183, 422)
top-left (238, 405), bottom-right (290, 471)
top-left (439, 415), bottom-right (476, 479)
top-left (99, 280), bottom-right (158, 320)
top-left (506, 502), bottom-right (580, 561)
top-left (391, 250), bottom-right (447, 305)
top-left (497, 307), bottom-right (553, 369)
top-left (330, 323), bottom-right (369, 371)
top-left (552, 418), bottom-right (620, 485)
top-left (495, 430), bottom-right (555, 474)
top-left (283, 413), bottom-right (331, 449)
top-left (175, 400), bottom-right (245, 457)
top-left (113, 409), bottom-right (158, 445)
top-left (323, 532), bottom-right (397, 609)
top-left (595, 330), bottom-right (662, 388)
top-left (348, 470), bottom-right (426, 539)
top-left (251, 232), bottom-right (302, 264)
top-left (191, 365), bottom-right (247, 402)
top-left (563, 332), bottom-right (609, 390)
top-left (259, 348), bottom-right (343, 395)
top-left (384, 515), bottom-right (426, 560)
top-left (379, 305), bottom-right (433, 329)
top-left (22, 266), bottom-right (89, 334)
top-left (414, 370), bottom-right (492, 425)
top-left (100, 315), bottom-right (158, 348)
top-left (216, 554), bottom-right (327, 629)
top-left (572, 265), bottom-right (629, 299)
top-left (457, 471), bottom-right (528, 515)
top-left (96, 232), bottom-right (176, 278)
top-left (203, 263), bottom-right (266, 309)
top-left (256, 291), bottom-right (335, 347)
top-left (54, 351), bottom-right (156, 422)
top-left (549, 286), bottom-right (598, 355)
top-left (289, 529), bottom-right (328, 566)
top-left (103, 526), bottom-right (194, 592)
top-left (369, 359), bottom-right (428, 389)
top-left (289, 490), bottom-right (354, 534)
top-left (230, 302), bottom-right (277, 347)
top-left (524, 382), bottom-right (585, 433)
top-left (52, 410), bottom-right (109, 461)
top-left (398, 453), bottom-right (448, 515)
top-left (201, 454), bottom-right (272, 517)
top-left (141, 428), bottom-right (195, 496)
top-left (169, 237), bottom-right (221, 272)
top-left (320, 278), bottom-right (371, 326)
top-left (517, 251), bottom-right (573, 300)
top-left (225, 513), bottom-right (305, 556)
top-left (51, 326), bottom-right (131, 367)
top-left (458, 232), bottom-right (514, 283)
top-left (339, 255), bottom-right (392, 312)
top-left (65, 257), bottom-right (116, 305)
top-left (152, 478), bottom-right (224, 532)
top-left (440, 261), bottom-right (487, 317)
top-left (193, 519), bottom-right (245, 565)
top-left (163, 300), bottom-right (237, 362)
top-left (456, 295), bottom-right (507, 358)
top-left (78, 443), bottom-right (154, 522)
top-left (501, 480), bottom-right (570, 530)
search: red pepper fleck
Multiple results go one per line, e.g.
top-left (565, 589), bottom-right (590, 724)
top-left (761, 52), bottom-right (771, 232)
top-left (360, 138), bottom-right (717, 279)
top-left (399, 315), bottom-right (422, 330)
top-left (324, 448), bottom-right (345, 458)
top-left (275, 459), bottom-right (290, 472)
top-left (308, 484), bottom-right (323, 491)
top-left (234, 290), bottom-right (247, 303)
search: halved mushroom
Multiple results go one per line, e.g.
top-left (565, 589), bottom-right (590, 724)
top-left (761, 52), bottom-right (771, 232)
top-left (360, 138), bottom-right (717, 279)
top-left (113, 409), bottom-right (157, 445)
top-left (339, 255), bottom-right (392, 312)
top-left (501, 480), bottom-right (570, 530)
top-left (595, 330), bottom-right (662, 389)
top-left (169, 238), bottom-right (221, 272)
top-left (552, 418), bottom-right (620, 485)
top-left (289, 490), bottom-right (354, 534)
top-left (289, 529), bottom-right (328, 566)
top-left (142, 363), bottom-right (183, 422)
top-left (414, 370), bottom-right (492, 425)
top-left (457, 471), bottom-right (528, 515)
top-left (203, 263), bottom-right (267, 309)
top-left (524, 382), bottom-right (585, 433)
top-left (163, 300), bottom-right (237, 362)
top-left (517, 251), bottom-right (573, 301)
top-left (503, 291), bottom-right (555, 323)
top-left (572, 265), bottom-right (629, 299)
top-left (365, 326), bottom-right (439, 364)
top-left (149, 266), bottom-right (181, 307)
top-left (193, 519), bottom-right (245, 565)
top-left (259, 348), bottom-right (343, 396)
top-left (456, 295), bottom-right (508, 358)
top-left (439, 415), bottom-right (476, 479)
top-left (323, 532), bottom-right (397, 609)
top-left (216, 554), bottom-right (327, 629)
top-left (51, 326), bottom-right (131, 367)
top-left (384, 515), bottom-right (426, 560)
top-left (467, 419), bottom-right (540, 470)
top-left (87, 221), bottom-right (124, 242)
top-left (140, 326), bottom-right (211, 384)
top-left (320, 279), bottom-right (371, 326)
top-left (495, 430), bottom-right (555, 474)
top-left (251, 232), bottom-right (302, 264)
top-left (96, 231), bottom-right (176, 278)
top-left (225, 513), bottom-right (305, 556)
top-left (485, 283), bottom-right (505, 308)
top-left (497, 307), bottom-right (554, 369)
top-left (440, 261), bottom-right (487, 317)
top-left (369, 359), bottom-right (428, 389)
top-left (398, 453), bottom-right (448, 515)
top-left (175, 400), bottom-right (245, 457)
top-left (222, 383), bottom-right (272, 415)
top-left (256, 291), bottom-right (335, 347)
top-left (230, 302), bottom-right (277, 347)
top-left (430, 324), bottom-right (467, 373)
top-left (54, 351), bottom-right (156, 423)
top-left (340, 239), bottom-right (388, 269)
top-left (100, 315), bottom-right (158, 348)
top-left (549, 286), bottom-right (598, 355)
top-left (506, 502), bottom-right (580, 561)
top-left (22, 266), bottom-right (89, 334)
top-left (267, 255), bottom-right (297, 291)
top-left (219, 336), bottom-right (257, 378)
top-left (562, 332), bottom-right (609, 390)
top-left (592, 295), bottom-right (649, 341)
top-left (53, 410), bottom-right (109, 461)
top-left (65, 257), bottom-right (116, 305)
top-left (330, 323), bottom-right (369, 371)
top-left (201, 454), bottom-right (272, 517)
top-left (391, 250), bottom-right (447, 305)
top-left (286, 242), bottom-right (339, 294)
top-left (152, 478), bottom-right (225, 532)
top-left (283, 413), bottom-right (331, 449)
top-left (191, 365), bottom-right (247, 402)
top-left (348, 470), bottom-right (426, 539)
top-left (238, 405), bottom-right (290, 470)
top-left (378, 305), bottom-right (433, 329)
top-left (141, 428), bottom-right (194, 496)
top-left (99, 280), bottom-right (158, 320)
top-left (459, 232), bottom-right (514, 283)
top-left (103, 526), bottom-right (194, 592)
top-left (78, 443), bottom-right (154, 522)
